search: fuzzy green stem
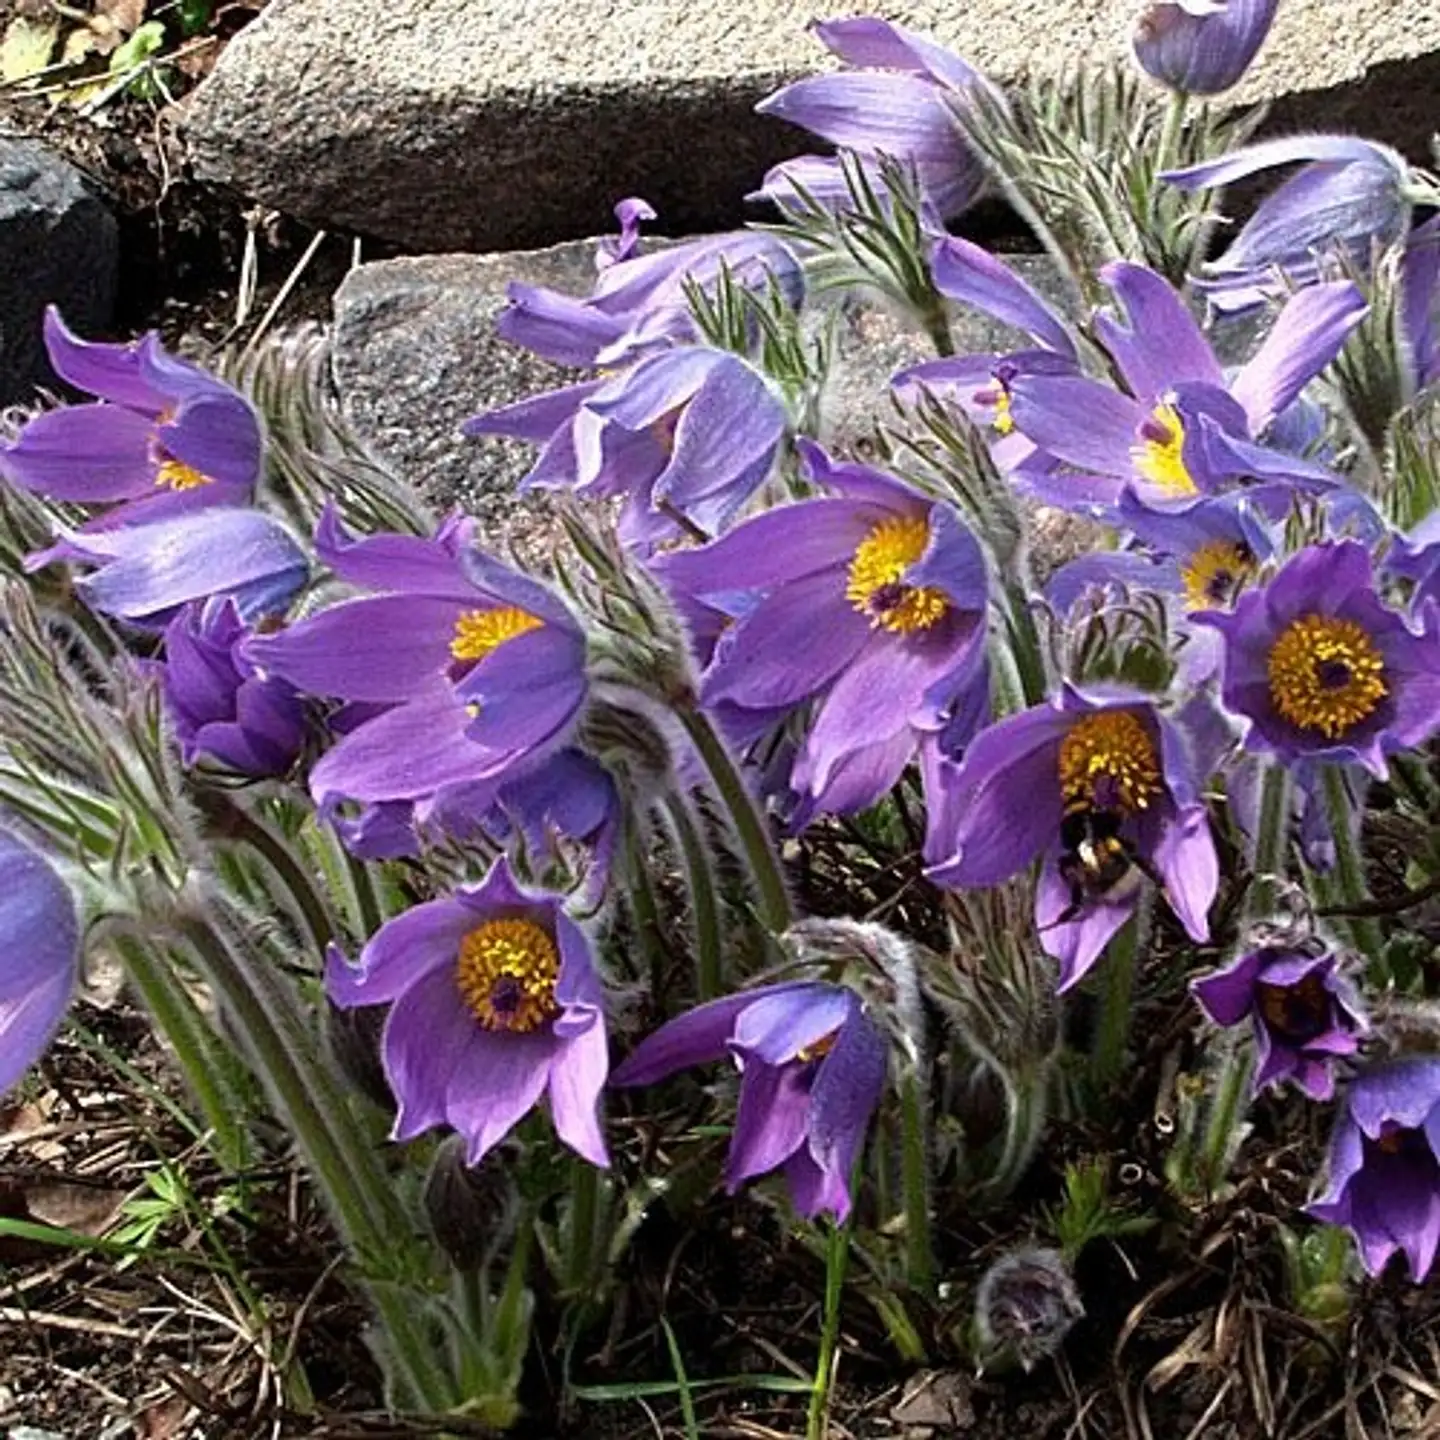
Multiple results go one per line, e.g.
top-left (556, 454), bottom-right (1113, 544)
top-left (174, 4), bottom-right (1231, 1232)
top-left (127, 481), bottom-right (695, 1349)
top-left (1090, 914), bottom-right (1139, 1092)
top-left (986, 1063), bottom-right (1050, 1200)
top-left (666, 796), bottom-right (724, 1001)
top-left (806, 1220), bottom-right (852, 1440)
top-left (920, 298), bottom-right (956, 358)
top-left (1157, 89), bottom-right (1188, 171)
top-left (1198, 1037), bottom-right (1254, 1201)
top-left (1002, 581), bottom-right (1047, 708)
top-left (564, 1159), bottom-right (603, 1298)
top-left (1249, 763), bottom-right (1292, 919)
top-left (623, 822), bottom-right (669, 997)
top-left (229, 807), bottom-right (335, 955)
top-left (1321, 765), bottom-right (1384, 960)
top-left (898, 1067), bottom-right (935, 1296)
top-left (678, 709), bottom-right (792, 933)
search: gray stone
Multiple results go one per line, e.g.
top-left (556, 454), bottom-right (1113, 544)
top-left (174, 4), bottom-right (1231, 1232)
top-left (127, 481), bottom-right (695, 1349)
top-left (0, 138), bottom-right (117, 405)
top-left (184, 0), bottom-right (1440, 254)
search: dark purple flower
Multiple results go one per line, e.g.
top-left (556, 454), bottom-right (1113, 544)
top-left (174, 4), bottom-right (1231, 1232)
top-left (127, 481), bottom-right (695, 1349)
top-left (1132, 0), bottom-right (1278, 96)
top-left (611, 981), bottom-right (887, 1221)
top-left (654, 441), bottom-right (989, 819)
top-left (1402, 215), bottom-right (1440, 396)
top-left (468, 346), bottom-right (790, 547)
top-left (753, 18), bottom-right (993, 221)
top-left (158, 598), bottom-right (307, 777)
top-left (1192, 945), bottom-right (1364, 1100)
top-left (327, 856), bottom-right (608, 1166)
top-left (1164, 136), bottom-right (1412, 313)
top-left (925, 686), bottom-right (1218, 989)
top-left (246, 507), bottom-right (588, 812)
top-left (0, 825), bottom-right (80, 1097)
top-left (0, 308), bottom-right (262, 529)
top-left (1194, 541), bottom-right (1440, 776)
top-left (1309, 1059), bottom-right (1440, 1280)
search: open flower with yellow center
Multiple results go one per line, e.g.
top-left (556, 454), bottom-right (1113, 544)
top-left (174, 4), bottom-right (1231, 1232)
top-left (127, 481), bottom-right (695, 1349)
top-left (1195, 541), bottom-right (1440, 776)
top-left (0, 307), bottom-right (261, 539)
top-left (926, 685), bottom-right (1218, 990)
top-left (326, 856), bottom-right (609, 1167)
top-left (653, 441), bottom-right (990, 821)
top-left (248, 506), bottom-right (589, 825)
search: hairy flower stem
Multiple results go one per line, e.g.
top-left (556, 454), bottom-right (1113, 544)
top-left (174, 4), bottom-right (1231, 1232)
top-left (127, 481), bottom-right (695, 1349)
top-left (176, 902), bottom-right (455, 1409)
top-left (564, 1159), bottom-right (604, 1298)
top-left (1090, 914), bottom-right (1140, 1093)
top-left (1198, 1035), bottom-right (1254, 1200)
top-left (1249, 763), bottom-right (1292, 919)
top-left (898, 1067), bottom-right (935, 1295)
top-left (623, 824), bottom-right (669, 998)
top-left (806, 1220), bottom-right (852, 1440)
top-left (987, 1062), bottom-right (1051, 1200)
top-left (921, 298), bottom-right (956, 358)
top-left (665, 796), bottom-right (724, 1001)
top-left (1002, 581), bottom-right (1047, 708)
top-left (678, 708), bottom-right (793, 933)
top-left (1321, 765), bottom-right (1384, 960)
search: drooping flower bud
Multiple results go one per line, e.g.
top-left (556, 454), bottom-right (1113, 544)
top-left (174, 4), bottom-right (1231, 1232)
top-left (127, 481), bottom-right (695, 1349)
top-left (973, 1246), bottom-right (1084, 1372)
top-left (423, 1136), bottom-right (518, 1271)
top-left (1133, 0), bottom-right (1278, 97)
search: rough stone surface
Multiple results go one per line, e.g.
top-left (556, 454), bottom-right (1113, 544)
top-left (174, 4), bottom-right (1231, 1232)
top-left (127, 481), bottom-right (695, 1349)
top-left (186, 0), bottom-right (1440, 253)
top-left (0, 138), bottom-right (117, 405)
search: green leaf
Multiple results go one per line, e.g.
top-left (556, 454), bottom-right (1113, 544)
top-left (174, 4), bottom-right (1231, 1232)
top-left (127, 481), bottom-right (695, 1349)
top-left (0, 16), bottom-right (58, 84)
top-left (110, 17), bottom-right (165, 74)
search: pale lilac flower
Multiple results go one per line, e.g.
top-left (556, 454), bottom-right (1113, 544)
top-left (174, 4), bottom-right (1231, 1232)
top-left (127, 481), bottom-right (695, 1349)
top-left (1133, 0), bottom-right (1279, 96)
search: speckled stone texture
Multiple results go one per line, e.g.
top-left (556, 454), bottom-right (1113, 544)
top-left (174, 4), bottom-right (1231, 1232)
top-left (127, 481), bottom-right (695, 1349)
top-left (0, 138), bottom-right (117, 405)
top-left (184, 0), bottom-right (1440, 252)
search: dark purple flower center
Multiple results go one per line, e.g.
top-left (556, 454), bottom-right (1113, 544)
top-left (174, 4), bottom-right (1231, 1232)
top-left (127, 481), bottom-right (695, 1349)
top-left (1256, 973), bottom-right (1331, 1045)
top-left (1366, 1122), bottom-right (1437, 1167)
top-left (1317, 658), bottom-right (1352, 689)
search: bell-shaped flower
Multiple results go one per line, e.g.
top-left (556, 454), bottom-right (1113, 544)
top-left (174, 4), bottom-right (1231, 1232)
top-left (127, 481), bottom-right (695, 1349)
top-left (1132, 0), bottom-right (1278, 96)
top-left (1192, 943), bottom-right (1364, 1100)
top-left (612, 981), bottom-right (887, 1221)
top-left (1402, 215), bottom-right (1440, 397)
top-left (925, 686), bottom-right (1218, 989)
top-left (326, 856), bottom-right (608, 1167)
top-left (752, 18), bottom-right (993, 221)
top-left (0, 308), bottom-right (262, 529)
top-left (653, 441), bottom-right (990, 820)
top-left (158, 598), bottom-right (307, 777)
top-left (246, 507), bottom-right (588, 815)
top-left (1163, 136), bottom-right (1413, 313)
top-left (1194, 541), bottom-right (1440, 777)
top-left (0, 826), bottom-right (81, 1097)
top-left (1309, 1059), bottom-right (1440, 1280)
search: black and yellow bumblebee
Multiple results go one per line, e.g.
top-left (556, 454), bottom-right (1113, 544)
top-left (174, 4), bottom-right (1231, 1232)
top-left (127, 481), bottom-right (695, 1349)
top-left (1047, 804), bottom-right (1159, 928)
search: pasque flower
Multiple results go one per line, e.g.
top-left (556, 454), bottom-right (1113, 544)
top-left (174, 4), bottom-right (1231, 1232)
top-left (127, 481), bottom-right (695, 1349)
top-left (1310, 1059), bottom-right (1440, 1280)
top-left (0, 826), bottom-right (80, 1097)
top-left (653, 441), bottom-right (989, 819)
top-left (1192, 944), bottom-right (1364, 1100)
top-left (158, 597), bottom-right (307, 777)
top-left (753, 17), bottom-right (993, 221)
top-left (246, 507), bottom-right (587, 813)
top-left (926, 686), bottom-right (1218, 989)
top-left (612, 981), bottom-right (887, 1221)
top-left (1194, 541), bottom-right (1440, 776)
top-left (327, 856), bottom-right (608, 1166)
top-left (1132, 0), bottom-right (1279, 96)
top-left (0, 308), bottom-right (262, 528)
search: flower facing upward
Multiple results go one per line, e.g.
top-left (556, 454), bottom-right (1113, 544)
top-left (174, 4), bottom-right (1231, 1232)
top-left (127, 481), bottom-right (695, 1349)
top-left (1192, 945), bottom-right (1364, 1100)
top-left (1310, 1060), bottom-right (1440, 1280)
top-left (926, 687), bottom-right (1218, 989)
top-left (0, 308), bottom-right (262, 529)
top-left (1132, 0), bottom-right (1279, 97)
top-left (326, 857), bottom-right (608, 1167)
top-left (611, 981), bottom-right (887, 1221)
top-left (1195, 542), bottom-right (1440, 775)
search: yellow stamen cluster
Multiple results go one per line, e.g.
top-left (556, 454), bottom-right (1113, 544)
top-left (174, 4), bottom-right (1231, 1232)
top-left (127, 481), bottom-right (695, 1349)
top-left (450, 607), bottom-right (543, 663)
top-left (1058, 710), bottom-right (1161, 814)
top-left (1131, 402), bottom-right (1198, 497)
top-left (1181, 540), bottom-right (1254, 612)
top-left (153, 456), bottom-right (212, 491)
top-left (796, 1031), bottom-right (839, 1064)
top-left (845, 516), bottom-right (949, 634)
top-left (455, 917), bottom-right (560, 1033)
top-left (991, 389), bottom-right (1015, 437)
top-left (1267, 614), bottom-right (1387, 739)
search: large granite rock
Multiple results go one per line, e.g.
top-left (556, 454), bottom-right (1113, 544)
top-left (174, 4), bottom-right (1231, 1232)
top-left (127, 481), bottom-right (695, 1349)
top-left (185, 0), bottom-right (1440, 253)
top-left (0, 138), bottom-right (117, 405)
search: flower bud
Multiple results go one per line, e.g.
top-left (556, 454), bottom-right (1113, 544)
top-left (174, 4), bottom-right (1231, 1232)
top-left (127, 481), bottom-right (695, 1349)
top-left (423, 1136), bottom-right (518, 1272)
top-left (973, 1247), bottom-right (1084, 1372)
top-left (1133, 0), bottom-right (1278, 97)
top-left (325, 1000), bottom-right (394, 1113)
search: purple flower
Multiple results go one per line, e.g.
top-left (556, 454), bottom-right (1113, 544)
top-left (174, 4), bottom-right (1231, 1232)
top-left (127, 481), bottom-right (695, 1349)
top-left (1309, 1059), bottom-right (1440, 1280)
top-left (0, 825), bottom-right (80, 1097)
top-left (1164, 136), bottom-right (1412, 313)
top-left (158, 598), bottom-right (307, 777)
top-left (925, 686), bottom-right (1218, 990)
top-left (1402, 215), bottom-right (1440, 396)
top-left (654, 441), bottom-right (989, 819)
top-left (27, 507), bottom-right (308, 627)
top-left (1005, 262), bottom-right (1363, 514)
top-left (1132, 0), bottom-right (1278, 96)
top-left (753, 18), bottom-right (993, 221)
top-left (0, 308), bottom-right (262, 529)
top-left (611, 981), bottom-right (887, 1221)
top-left (246, 508), bottom-right (588, 812)
top-left (1192, 945), bottom-right (1364, 1100)
top-left (326, 856), bottom-right (608, 1167)
top-left (1194, 541), bottom-right (1440, 776)
top-left (468, 346), bottom-right (790, 547)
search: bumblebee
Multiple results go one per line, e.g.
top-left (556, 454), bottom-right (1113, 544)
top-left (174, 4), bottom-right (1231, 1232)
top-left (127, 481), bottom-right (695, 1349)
top-left (1047, 805), bottom-right (1156, 928)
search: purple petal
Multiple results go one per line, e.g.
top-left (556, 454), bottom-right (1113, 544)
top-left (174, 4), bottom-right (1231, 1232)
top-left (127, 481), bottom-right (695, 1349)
top-left (1007, 375), bottom-right (1147, 477)
top-left (0, 404), bottom-right (160, 501)
top-left (41, 309), bottom-right (168, 413)
top-left (548, 1020), bottom-right (610, 1166)
top-left (726, 1059), bottom-right (812, 1187)
top-left (447, 1028), bottom-right (559, 1166)
top-left (1161, 135), bottom-right (1400, 191)
top-left (756, 72), bottom-right (962, 163)
top-left (805, 1007), bottom-right (887, 1221)
top-left (732, 985), bottom-right (855, 1065)
top-left (1094, 262), bottom-right (1223, 400)
top-left (382, 963), bottom-right (483, 1140)
top-left (810, 16), bottom-right (984, 91)
top-left (611, 988), bottom-right (790, 1086)
top-left (1191, 949), bottom-right (1265, 1027)
top-left (1149, 803), bottom-right (1217, 942)
top-left (932, 238), bottom-right (1075, 359)
top-left (1036, 858), bottom-right (1135, 992)
top-left (325, 895), bottom-right (471, 1007)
